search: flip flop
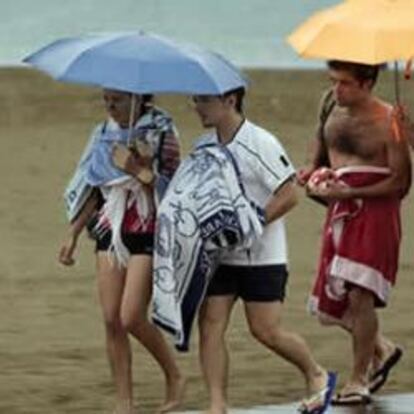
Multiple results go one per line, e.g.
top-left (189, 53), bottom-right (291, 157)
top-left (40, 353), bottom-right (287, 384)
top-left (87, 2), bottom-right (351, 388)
top-left (369, 346), bottom-right (403, 394)
top-left (331, 389), bottom-right (372, 406)
top-left (298, 371), bottom-right (337, 414)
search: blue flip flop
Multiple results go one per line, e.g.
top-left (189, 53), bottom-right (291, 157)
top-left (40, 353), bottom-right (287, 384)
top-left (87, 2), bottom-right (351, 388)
top-left (369, 346), bottom-right (403, 394)
top-left (298, 371), bottom-right (337, 414)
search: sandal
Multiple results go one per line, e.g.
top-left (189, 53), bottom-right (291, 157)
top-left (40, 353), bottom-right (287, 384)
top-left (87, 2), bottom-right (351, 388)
top-left (298, 371), bottom-right (337, 414)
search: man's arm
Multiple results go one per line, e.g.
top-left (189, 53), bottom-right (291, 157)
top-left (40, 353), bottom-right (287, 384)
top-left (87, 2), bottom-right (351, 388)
top-left (264, 179), bottom-right (298, 224)
top-left (297, 132), bottom-right (330, 183)
top-left (392, 104), bottom-right (414, 150)
top-left (297, 91), bottom-right (333, 186)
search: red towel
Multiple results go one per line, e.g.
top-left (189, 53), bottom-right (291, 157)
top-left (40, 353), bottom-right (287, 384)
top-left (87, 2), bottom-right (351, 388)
top-left (309, 166), bottom-right (401, 326)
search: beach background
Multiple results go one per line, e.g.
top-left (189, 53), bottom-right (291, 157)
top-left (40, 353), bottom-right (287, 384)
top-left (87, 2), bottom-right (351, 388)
top-left (1, 1), bottom-right (414, 413)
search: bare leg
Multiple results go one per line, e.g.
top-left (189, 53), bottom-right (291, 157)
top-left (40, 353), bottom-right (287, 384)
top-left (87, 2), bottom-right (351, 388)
top-left (338, 318), bottom-right (392, 374)
top-left (96, 253), bottom-right (134, 413)
top-left (345, 287), bottom-right (378, 391)
top-left (198, 296), bottom-right (236, 414)
top-left (121, 255), bottom-right (184, 413)
top-left (244, 301), bottom-right (327, 396)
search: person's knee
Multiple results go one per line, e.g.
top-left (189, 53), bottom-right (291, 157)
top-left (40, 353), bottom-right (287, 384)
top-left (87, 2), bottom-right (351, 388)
top-left (198, 312), bottom-right (227, 344)
top-left (249, 320), bottom-right (281, 346)
top-left (103, 312), bottom-right (123, 335)
top-left (120, 309), bottom-right (147, 334)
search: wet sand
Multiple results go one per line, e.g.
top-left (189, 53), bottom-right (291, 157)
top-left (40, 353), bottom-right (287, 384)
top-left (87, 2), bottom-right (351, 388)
top-left (178, 392), bottom-right (414, 413)
top-left (0, 68), bottom-right (413, 413)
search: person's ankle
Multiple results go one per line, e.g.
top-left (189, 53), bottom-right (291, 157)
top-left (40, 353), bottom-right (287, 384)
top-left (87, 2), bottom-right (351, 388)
top-left (114, 399), bottom-right (134, 414)
top-left (208, 403), bottom-right (227, 414)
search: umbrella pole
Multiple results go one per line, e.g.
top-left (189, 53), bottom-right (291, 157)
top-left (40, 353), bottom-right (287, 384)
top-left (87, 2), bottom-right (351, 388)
top-left (127, 94), bottom-right (137, 147)
top-left (394, 61), bottom-right (400, 105)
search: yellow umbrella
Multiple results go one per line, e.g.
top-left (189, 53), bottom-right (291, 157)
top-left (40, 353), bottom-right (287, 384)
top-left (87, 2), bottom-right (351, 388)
top-left (287, 0), bottom-right (414, 102)
top-left (289, 0), bottom-right (414, 64)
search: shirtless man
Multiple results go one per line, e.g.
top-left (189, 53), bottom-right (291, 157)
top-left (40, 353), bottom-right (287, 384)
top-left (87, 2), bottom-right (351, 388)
top-left (298, 60), bottom-right (412, 405)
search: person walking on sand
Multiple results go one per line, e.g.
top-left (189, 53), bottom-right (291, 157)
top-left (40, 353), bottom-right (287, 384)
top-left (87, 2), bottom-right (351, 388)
top-left (193, 87), bottom-right (336, 414)
top-left (58, 89), bottom-right (185, 414)
top-left (298, 61), bottom-right (412, 406)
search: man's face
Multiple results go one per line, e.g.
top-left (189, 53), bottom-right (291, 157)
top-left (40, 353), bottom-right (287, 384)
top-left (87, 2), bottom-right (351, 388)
top-left (103, 89), bottom-right (141, 127)
top-left (192, 95), bottom-right (229, 128)
top-left (328, 69), bottom-right (370, 107)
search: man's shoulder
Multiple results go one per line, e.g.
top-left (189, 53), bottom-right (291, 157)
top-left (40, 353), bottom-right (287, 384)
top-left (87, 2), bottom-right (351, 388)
top-left (374, 98), bottom-right (393, 114)
top-left (239, 120), bottom-right (285, 150)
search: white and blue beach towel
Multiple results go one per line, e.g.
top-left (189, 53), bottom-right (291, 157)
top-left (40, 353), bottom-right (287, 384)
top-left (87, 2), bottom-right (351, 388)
top-left (63, 106), bottom-right (176, 222)
top-left (151, 143), bottom-right (264, 351)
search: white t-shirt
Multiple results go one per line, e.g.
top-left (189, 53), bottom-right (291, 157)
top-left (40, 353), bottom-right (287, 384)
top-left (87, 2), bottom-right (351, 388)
top-left (196, 119), bottom-right (296, 265)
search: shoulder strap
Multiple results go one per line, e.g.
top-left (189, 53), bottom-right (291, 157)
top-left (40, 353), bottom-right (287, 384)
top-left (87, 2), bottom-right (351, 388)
top-left (101, 120), bottom-right (108, 134)
top-left (316, 89), bottom-right (336, 167)
top-left (319, 89), bottom-right (336, 127)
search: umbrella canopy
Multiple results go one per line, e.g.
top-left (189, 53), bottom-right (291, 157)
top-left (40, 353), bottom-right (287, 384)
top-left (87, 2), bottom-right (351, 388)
top-left (23, 31), bottom-right (247, 95)
top-left (288, 0), bottom-right (414, 64)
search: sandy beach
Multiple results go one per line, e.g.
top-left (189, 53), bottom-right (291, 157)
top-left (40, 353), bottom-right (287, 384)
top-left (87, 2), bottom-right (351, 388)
top-left (0, 67), bottom-right (413, 414)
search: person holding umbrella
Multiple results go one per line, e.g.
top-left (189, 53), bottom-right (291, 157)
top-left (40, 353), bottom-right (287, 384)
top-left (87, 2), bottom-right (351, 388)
top-left (58, 88), bottom-right (184, 414)
top-left (23, 30), bottom-right (264, 414)
top-left (192, 87), bottom-right (336, 414)
top-left (298, 60), bottom-right (412, 406)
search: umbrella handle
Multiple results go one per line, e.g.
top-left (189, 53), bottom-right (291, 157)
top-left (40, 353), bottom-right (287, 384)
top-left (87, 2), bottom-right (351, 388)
top-left (394, 61), bottom-right (400, 105)
top-left (127, 94), bottom-right (137, 147)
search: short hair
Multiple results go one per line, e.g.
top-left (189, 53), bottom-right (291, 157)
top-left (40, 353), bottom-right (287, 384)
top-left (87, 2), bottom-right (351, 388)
top-left (132, 93), bottom-right (153, 115)
top-left (141, 94), bottom-right (153, 104)
top-left (327, 60), bottom-right (382, 87)
top-left (222, 87), bottom-right (245, 113)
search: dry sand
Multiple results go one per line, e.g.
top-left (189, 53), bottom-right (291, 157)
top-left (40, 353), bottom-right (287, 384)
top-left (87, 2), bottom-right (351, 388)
top-left (0, 68), bottom-right (413, 414)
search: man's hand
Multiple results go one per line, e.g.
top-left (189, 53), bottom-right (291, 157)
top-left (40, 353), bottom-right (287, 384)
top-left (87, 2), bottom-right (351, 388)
top-left (307, 179), bottom-right (349, 200)
top-left (296, 167), bottom-right (315, 186)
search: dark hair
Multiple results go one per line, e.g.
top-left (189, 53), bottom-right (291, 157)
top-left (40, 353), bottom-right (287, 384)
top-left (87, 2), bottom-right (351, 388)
top-left (132, 93), bottom-right (153, 115)
top-left (141, 94), bottom-right (153, 104)
top-left (327, 60), bottom-right (382, 87)
top-left (222, 87), bottom-right (245, 113)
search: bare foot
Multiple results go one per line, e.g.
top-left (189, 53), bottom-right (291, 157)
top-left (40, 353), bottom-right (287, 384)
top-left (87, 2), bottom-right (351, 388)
top-left (203, 406), bottom-right (227, 414)
top-left (338, 382), bottom-right (369, 396)
top-left (307, 368), bottom-right (328, 396)
top-left (156, 375), bottom-right (186, 413)
top-left (331, 383), bottom-right (371, 406)
top-left (300, 370), bottom-right (336, 413)
top-left (113, 399), bottom-right (136, 414)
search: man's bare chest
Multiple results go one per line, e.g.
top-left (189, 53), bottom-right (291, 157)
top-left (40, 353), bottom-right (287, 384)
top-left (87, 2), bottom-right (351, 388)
top-left (324, 112), bottom-right (387, 159)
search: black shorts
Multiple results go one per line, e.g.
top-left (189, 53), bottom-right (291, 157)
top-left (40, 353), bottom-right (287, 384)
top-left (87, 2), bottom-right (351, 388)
top-left (207, 264), bottom-right (288, 302)
top-left (96, 231), bottom-right (154, 256)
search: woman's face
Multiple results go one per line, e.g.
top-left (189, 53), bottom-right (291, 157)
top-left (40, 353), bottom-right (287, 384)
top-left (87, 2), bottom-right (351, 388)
top-left (103, 89), bottom-right (141, 127)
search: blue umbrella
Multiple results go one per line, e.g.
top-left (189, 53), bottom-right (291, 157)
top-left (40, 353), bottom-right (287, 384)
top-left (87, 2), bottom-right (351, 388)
top-left (23, 31), bottom-right (247, 95)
